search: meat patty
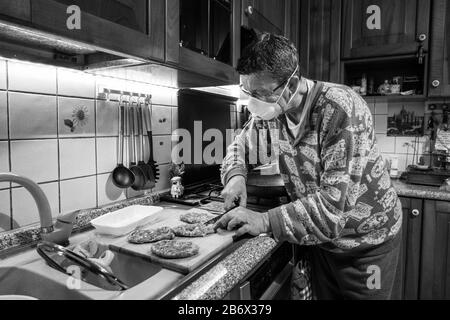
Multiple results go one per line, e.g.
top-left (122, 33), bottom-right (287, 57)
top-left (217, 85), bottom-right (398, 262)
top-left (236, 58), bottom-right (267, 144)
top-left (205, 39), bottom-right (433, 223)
top-left (172, 223), bottom-right (215, 238)
top-left (128, 227), bottom-right (175, 244)
top-left (180, 209), bottom-right (216, 224)
top-left (151, 240), bottom-right (199, 259)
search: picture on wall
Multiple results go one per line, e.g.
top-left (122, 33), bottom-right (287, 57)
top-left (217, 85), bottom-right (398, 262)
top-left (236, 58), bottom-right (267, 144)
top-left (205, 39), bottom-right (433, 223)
top-left (387, 102), bottom-right (425, 137)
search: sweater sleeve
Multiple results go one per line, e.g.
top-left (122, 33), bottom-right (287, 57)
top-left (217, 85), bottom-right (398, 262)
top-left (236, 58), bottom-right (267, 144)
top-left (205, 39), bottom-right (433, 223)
top-left (268, 98), bottom-right (372, 245)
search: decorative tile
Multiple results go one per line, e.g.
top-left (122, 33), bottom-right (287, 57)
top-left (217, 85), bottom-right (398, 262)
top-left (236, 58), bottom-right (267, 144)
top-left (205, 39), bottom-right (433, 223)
top-left (0, 141), bottom-right (10, 190)
top-left (376, 134), bottom-right (395, 154)
top-left (97, 137), bottom-right (118, 174)
top-left (59, 138), bottom-right (96, 180)
top-left (0, 60), bottom-right (6, 90)
top-left (374, 115), bottom-right (388, 134)
top-left (60, 176), bottom-right (97, 214)
top-left (11, 182), bottom-right (59, 228)
top-left (58, 97), bottom-right (95, 137)
top-left (9, 92), bottom-right (57, 139)
top-left (0, 189), bottom-right (11, 232)
top-left (10, 140), bottom-right (58, 184)
top-left (152, 106), bottom-right (172, 135)
top-left (97, 100), bottom-right (119, 137)
top-left (8, 61), bottom-right (57, 94)
top-left (97, 173), bottom-right (126, 206)
top-left (57, 68), bottom-right (96, 98)
top-left (374, 100), bottom-right (388, 115)
top-left (0, 91), bottom-right (7, 139)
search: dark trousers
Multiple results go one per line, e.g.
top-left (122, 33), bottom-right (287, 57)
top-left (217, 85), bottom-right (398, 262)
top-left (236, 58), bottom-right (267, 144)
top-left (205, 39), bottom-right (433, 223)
top-left (309, 235), bottom-right (402, 300)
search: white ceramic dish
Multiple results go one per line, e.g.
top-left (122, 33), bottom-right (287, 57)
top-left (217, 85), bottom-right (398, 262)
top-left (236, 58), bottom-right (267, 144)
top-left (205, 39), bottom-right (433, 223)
top-left (90, 205), bottom-right (163, 237)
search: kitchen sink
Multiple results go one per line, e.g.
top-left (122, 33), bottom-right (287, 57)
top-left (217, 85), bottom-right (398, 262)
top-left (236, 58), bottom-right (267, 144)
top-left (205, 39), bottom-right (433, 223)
top-left (0, 266), bottom-right (90, 300)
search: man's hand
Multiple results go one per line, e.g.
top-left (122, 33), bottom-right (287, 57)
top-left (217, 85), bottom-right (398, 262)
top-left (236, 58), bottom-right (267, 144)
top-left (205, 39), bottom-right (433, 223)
top-left (222, 175), bottom-right (247, 211)
top-left (214, 207), bottom-right (271, 238)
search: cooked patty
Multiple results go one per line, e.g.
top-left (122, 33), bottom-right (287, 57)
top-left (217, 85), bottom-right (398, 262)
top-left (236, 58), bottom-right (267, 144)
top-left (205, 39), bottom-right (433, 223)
top-left (151, 240), bottom-right (199, 259)
top-left (172, 223), bottom-right (215, 238)
top-left (180, 209), bottom-right (216, 224)
top-left (128, 227), bottom-right (175, 244)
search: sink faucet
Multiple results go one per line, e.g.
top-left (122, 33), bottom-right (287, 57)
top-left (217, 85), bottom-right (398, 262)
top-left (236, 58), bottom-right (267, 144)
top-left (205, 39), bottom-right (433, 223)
top-left (0, 173), bottom-right (78, 246)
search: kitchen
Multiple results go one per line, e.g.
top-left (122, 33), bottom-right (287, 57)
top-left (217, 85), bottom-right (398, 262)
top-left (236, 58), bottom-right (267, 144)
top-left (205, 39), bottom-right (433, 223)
top-left (0, 0), bottom-right (449, 303)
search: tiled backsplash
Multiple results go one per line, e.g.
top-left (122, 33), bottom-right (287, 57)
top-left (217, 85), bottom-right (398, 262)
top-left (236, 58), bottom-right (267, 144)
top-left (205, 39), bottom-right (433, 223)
top-left (367, 97), bottom-right (429, 173)
top-left (0, 59), bottom-right (178, 232)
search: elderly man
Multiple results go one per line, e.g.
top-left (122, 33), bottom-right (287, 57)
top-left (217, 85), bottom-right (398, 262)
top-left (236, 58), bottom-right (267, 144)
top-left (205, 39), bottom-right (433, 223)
top-left (216, 33), bottom-right (402, 300)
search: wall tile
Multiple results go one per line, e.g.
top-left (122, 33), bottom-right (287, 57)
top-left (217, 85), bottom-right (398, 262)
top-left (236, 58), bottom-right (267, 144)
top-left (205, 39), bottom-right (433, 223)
top-left (364, 97), bottom-right (375, 114)
top-left (0, 60), bottom-right (6, 90)
top-left (154, 164), bottom-right (171, 192)
top-left (126, 188), bottom-right (145, 199)
top-left (152, 88), bottom-right (173, 106)
top-left (60, 138), bottom-right (96, 180)
top-left (10, 140), bottom-right (58, 183)
top-left (374, 115), bottom-right (388, 134)
top-left (172, 108), bottom-right (179, 131)
top-left (11, 182), bottom-right (59, 228)
top-left (8, 61), bottom-right (57, 94)
top-left (97, 173), bottom-right (126, 206)
top-left (152, 136), bottom-right (172, 165)
top-left (97, 100), bottom-right (119, 137)
top-left (395, 137), bottom-right (420, 155)
top-left (58, 97), bottom-right (95, 137)
top-left (0, 189), bottom-right (11, 232)
top-left (60, 176), bottom-right (97, 213)
top-left (0, 142), bottom-right (10, 190)
top-left (9, 93), bottom-right (57, 139)
top-left (97, 137), bottom-right (118, 174)
top-left (57, 68), bottom-right (96, 98)
top-left (0, 91), bottom-right (7, 139)
top-left (152, 106), bottom-right (172, 135)
top-left (376, 134), bottom-right (395, 154)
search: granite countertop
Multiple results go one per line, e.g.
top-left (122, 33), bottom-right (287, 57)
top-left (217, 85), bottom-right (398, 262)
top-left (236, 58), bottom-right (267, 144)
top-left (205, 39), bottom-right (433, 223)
top-left (392, 179), bottom-right (450, 201)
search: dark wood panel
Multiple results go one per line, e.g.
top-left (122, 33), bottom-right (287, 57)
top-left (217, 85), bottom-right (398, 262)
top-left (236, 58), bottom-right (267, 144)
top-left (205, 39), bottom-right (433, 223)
top-left (342, 0), bottom-right (430, 59)
top-left (429, 0), bottom-right (450, 97)
top-left (0, 0), bottom-right (31, 21)
top-left (420, 200), bottom-right (450, 300)
top-left (165, 0), bottom-right (180, 63)
top-left (300, 0), bottom-right (341, 83)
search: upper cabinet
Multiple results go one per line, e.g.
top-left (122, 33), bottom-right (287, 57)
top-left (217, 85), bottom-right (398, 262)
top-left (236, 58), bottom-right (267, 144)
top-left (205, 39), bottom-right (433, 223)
top-left (342, 0), bottom-right (430, 59)
top-left (429, 0), bottom-right (450, 97)
top-left (242, 0), bottom-right (287, 35)
top-left (0, 0), bottom-right (166, 68)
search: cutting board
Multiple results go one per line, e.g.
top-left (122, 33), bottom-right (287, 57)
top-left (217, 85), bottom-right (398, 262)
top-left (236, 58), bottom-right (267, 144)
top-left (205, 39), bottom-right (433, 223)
top-left (109, 208), bottom-right (235, 274)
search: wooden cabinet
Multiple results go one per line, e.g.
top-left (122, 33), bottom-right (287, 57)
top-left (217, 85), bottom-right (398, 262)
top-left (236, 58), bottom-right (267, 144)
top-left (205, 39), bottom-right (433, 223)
top-left (420, 200), bottom-right (450, 300)
top-left (300, 0), bottom-right (341, 82)
top-left (0, 0), bottom-right (31, 21)
top-left (342, 0), bottom-right (430, 59)
top-left (429, 0), bottom-right (450, 97)
top-left (397, 197), bottom-right (423, 300)
top-left (242, 0), bottom-right (287, 35)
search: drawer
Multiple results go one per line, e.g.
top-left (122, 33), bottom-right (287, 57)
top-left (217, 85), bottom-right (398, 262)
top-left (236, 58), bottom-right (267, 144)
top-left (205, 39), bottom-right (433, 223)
top-left (151, 106), bottom-right (172, 135)
top-left (152, 136), bottom-right (172, 165)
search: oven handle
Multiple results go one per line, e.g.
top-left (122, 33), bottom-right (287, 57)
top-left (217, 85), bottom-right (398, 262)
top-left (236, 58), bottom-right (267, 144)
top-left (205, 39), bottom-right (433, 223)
top-left (239, 281), bottom-right (252, 300)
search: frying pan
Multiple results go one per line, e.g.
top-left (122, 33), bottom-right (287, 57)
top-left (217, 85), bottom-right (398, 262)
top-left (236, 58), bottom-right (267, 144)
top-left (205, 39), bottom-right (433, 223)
top-left (246, 170), bottom-right (288, 198)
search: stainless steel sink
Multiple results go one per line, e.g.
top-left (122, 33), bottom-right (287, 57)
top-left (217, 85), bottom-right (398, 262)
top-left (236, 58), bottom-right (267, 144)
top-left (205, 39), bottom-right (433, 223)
top-left (0, 267), bottom-right (90, 300)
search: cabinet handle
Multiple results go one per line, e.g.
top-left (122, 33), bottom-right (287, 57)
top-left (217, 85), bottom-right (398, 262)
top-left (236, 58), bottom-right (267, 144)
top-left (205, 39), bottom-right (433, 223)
top-left (159, 118), bottom-right (167, 123)
top-left (418, 34), bottom-right (427, 42)
top-left (245, 5), bottom-right (254, 16)
top-left (411, 209), bottom-right (420, 217)
top-left (432, 80), bottom-right (441, 88)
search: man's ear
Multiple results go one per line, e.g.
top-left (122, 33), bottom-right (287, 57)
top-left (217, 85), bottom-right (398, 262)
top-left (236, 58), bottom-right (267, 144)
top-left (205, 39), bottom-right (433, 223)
top-left (288, 76), bottom-right (301, 94)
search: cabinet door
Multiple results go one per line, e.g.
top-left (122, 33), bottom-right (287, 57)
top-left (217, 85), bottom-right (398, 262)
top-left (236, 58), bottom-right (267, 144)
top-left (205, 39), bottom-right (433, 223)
top-left (342, 0), bottom-right (430, 59)
top-left (0, 0), bottom-right (31, 21)
top-left (420, 200), bottom-right (450, 300)
top-left (397, 197), bottom-right (423, 300)
top-left (242, 0), bottom-right (287, 35)
top-left (429, 0), bottom-right (450, 97)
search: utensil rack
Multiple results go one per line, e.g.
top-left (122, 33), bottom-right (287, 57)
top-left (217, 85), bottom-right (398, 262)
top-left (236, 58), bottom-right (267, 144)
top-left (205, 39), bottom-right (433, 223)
top-left (97, 88), bottom-right (152, 104)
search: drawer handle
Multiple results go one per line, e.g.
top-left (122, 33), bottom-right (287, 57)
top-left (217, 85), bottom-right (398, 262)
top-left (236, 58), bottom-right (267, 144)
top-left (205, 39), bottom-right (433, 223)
top-left (411, 209), bottom-right (420, 217)
top-left (159, 118), bottom-right (167, 123)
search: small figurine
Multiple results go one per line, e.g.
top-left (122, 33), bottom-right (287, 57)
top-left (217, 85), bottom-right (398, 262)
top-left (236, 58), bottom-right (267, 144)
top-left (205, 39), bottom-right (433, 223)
top-left (171, 176), bottom-right (184, 199)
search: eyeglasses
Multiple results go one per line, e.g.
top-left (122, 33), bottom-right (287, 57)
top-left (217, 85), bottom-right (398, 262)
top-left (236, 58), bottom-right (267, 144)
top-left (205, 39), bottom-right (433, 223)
top-left (240, 80), bottom-right (288, 103)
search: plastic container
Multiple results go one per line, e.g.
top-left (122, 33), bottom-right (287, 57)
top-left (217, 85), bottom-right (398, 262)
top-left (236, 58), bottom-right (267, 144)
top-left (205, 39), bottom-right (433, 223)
top-left (90, 205), bottom-right (163, 237)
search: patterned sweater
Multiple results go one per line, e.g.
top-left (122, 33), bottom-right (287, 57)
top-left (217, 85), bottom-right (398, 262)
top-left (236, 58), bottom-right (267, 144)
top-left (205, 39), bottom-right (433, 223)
top-left (221, 82), bottom-right (402, 253)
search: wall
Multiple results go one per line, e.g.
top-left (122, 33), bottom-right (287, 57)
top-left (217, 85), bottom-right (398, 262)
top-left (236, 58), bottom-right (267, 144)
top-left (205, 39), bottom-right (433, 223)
top-left (0, 59), bottom-right (179, 232)
top-left (367, 97), bottom-right (432, 173)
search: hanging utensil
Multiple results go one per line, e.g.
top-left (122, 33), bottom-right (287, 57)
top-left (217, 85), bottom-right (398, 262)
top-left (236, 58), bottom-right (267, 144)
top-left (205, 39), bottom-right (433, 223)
top-left (112, 101), bottom-right (135, 189)
top-left (137, 101), bottom-right (156, 189)
top-left (143, 100), bottom-right (160, 182)
top-left (129, 101), bottom-right (147, 191)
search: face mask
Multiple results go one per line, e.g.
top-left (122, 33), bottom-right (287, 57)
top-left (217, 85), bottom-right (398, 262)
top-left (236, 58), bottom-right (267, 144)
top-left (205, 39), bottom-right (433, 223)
top-left (247, 66), bottom-right (299, 121)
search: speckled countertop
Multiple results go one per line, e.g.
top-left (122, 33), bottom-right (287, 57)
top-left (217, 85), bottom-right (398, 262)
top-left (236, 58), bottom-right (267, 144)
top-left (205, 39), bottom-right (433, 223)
top-left (392, 179), bottom-right (450, 201)
top-left (173, 236), bottom-right (278, 300)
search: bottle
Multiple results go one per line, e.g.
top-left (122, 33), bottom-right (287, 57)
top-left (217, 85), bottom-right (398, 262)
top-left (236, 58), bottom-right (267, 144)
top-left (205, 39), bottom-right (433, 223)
top-left (360, 74), bottom-right (367, 96)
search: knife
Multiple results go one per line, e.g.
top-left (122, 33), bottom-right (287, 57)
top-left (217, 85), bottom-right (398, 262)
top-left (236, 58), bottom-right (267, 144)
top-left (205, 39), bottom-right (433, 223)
top-left (204, 204), bottom-right (239, 228)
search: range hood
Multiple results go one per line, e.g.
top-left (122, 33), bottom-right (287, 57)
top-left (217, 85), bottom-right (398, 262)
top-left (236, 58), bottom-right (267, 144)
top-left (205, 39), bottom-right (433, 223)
top-left (0, 17), bottom-right (144, 70)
